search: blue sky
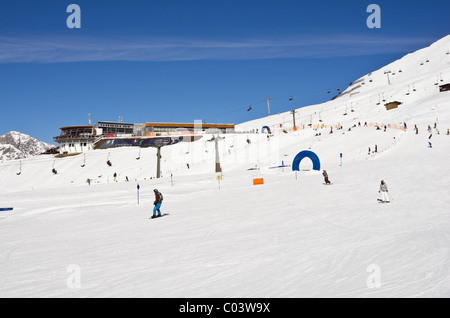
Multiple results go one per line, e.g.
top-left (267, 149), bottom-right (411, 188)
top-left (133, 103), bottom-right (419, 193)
top-left (0, 0), bottom-right (449, 143)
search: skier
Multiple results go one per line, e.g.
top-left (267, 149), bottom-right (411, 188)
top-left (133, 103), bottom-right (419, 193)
top-left (151, 189), bottom-right (164, 219)
top-left (113, 172), bottom-right (117, 182)
top-left (375, 145), bottom-right (378, 153)
top-left (322, 170), bottom-right (331, 185)
top-left (379, 180), bottom-right (390, 203)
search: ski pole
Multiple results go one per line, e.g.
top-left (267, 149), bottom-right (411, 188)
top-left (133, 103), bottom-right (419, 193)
top-left (388, 192), bottom-right (394, 202)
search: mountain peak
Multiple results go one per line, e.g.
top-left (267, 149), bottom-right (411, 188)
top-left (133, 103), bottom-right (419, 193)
top-left (0, 131), bottom-right (53, 161)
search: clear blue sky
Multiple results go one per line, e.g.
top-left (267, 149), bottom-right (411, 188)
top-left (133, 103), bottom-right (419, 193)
top-left (0, 0), bottom-right (449, 143)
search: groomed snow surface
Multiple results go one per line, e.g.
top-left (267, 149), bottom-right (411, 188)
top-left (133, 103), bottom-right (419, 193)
top-left (1, 35), bottom-right (450, 298)
top-left (1, 126), bottom-right (449, 298)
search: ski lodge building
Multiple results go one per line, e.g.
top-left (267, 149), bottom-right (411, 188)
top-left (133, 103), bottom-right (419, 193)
top-left (141, 122), bottom-right (235, 136)
top-left (54, 121), bottom-right (235, 154)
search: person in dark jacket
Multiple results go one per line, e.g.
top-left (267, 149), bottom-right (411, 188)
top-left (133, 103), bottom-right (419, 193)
top-left (322, 170), bottom-right (331, 185)
top-left (151, 189), bottom-right (163, 218)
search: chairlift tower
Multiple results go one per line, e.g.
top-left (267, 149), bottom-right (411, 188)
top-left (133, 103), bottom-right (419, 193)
top-left (384, 70), bottom-right (392, 85)
top-left (290, 110), bottom-right (297, 128)
top-left (214, 136), bottom-right (221, 173)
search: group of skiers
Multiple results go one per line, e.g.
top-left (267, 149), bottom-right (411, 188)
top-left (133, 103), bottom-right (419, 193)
top-left (144, 173), bottom-right (390, 220)
top-left (368, 145), bottom-right (378, 155)
top-left (322, 170), bottom-right (390, 203)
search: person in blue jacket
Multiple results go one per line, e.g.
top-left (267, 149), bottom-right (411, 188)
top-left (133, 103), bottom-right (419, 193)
top-left (151, 189), bottom-right (163, 219)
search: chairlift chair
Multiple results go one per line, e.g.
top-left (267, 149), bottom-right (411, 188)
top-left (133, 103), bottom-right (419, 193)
top-left (81, 154), bottom-right (86, 167)
top-left (16, 161), bottom-right (22, 175)
top-left (136, 148), bottom-right (141, 160)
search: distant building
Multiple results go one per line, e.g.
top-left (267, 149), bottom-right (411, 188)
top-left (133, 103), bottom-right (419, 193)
top-left (53, 125), bottom-right (99, 154)
top-left (54, 121), bottom-right (142, 154)
top-left (141, 122), bottom-right (235, 136)
top-left (54, 121), bottom-right (235, 154)
top-left (94, 121), bottom-right (142, 136)
top-left (384, 101), bottom-right (402, 111)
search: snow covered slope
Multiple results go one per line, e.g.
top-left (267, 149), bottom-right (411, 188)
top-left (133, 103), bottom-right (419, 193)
top-left (237, 34), bottom-right (450, 133)
top-left (0, 35), bottom-right (449, 298)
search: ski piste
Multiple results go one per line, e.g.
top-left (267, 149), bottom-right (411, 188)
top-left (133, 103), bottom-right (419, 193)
top-left (0, 34), bottom-right (449, 298)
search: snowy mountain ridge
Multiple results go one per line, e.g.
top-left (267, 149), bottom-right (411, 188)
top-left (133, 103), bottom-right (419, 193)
top-left (0, 131), bottom-right (52, 161)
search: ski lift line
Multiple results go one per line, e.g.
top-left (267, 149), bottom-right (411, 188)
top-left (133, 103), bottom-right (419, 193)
top-left (0, 147), bottom-right (157, 168)
top-left (207, 86), bottom-right (339, 121)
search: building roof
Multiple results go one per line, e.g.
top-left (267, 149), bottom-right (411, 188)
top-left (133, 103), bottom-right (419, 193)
top-left (141, 123), bottom-right (235, 129)
top-left (59, 125), bottom-right (94, 130)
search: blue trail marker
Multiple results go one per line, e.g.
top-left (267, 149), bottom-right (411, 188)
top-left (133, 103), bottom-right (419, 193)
top-left (137, 184), bottom-right (140, 205)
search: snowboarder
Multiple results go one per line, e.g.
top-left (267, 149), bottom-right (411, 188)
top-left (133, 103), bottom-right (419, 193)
top-left (151, 189), bottom-right (164, 219)
top-left (322, 170), bottom-right (331, 185)
top-left (379, 180), bottom-right (390, 203)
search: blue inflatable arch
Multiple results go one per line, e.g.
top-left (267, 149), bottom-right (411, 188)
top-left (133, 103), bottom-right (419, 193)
top-left (261, 126), bottom-right (272, 134)
top-left (292, 150), bottom-right (321, 171)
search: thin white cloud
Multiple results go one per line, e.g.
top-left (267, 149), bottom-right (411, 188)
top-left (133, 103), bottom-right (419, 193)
top-left (0, 34), bottom-right (433, 63)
